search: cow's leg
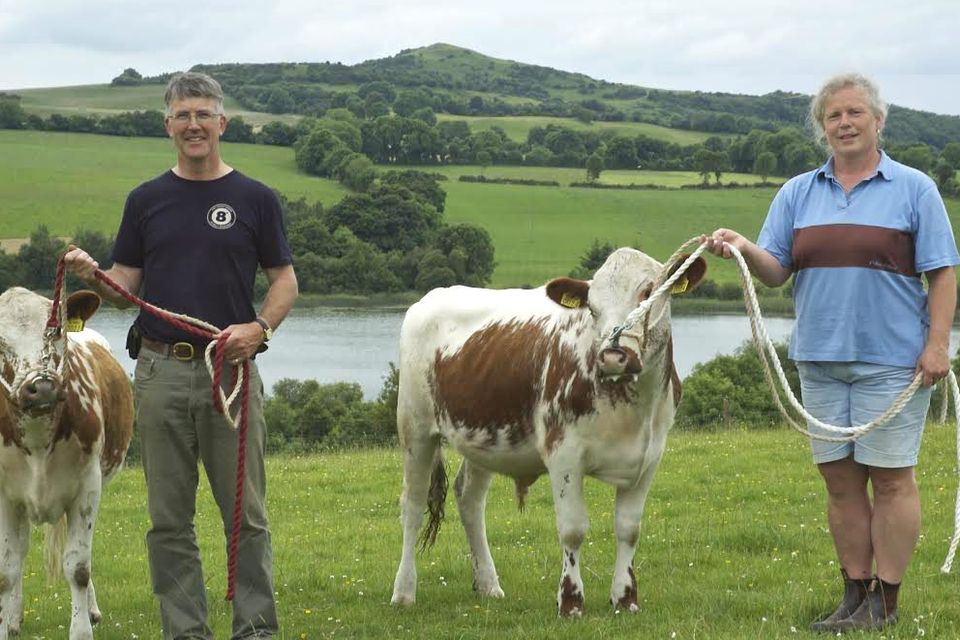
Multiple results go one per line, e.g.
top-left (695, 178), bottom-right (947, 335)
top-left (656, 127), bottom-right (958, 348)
top-left (0, 499), bottom-right (29, 638)
top-left (549, 467), bottom-right (588, 617)
top-left (391, 434), bottom-right (441, 605)
top-left (62, 470), bottom-right (101, 640)
top-left (609, 481), bottom-right (654, 612)
top-left (453, 460), bottom-right (503, 597)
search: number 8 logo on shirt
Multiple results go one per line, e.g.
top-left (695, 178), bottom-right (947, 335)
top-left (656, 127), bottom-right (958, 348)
top-left (207, 204), bottom-right (237, 230)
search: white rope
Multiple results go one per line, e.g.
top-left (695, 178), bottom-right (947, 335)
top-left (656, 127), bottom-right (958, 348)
top-left (725, 242), bottom-right (925, 441)
top-left (617, 235), bottom-right (960, 572)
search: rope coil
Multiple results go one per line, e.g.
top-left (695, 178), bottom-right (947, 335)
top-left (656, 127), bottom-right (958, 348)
top-left (625, 236), bottom-right (960, 574)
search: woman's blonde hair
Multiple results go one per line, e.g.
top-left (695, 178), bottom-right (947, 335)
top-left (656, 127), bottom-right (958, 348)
top-left (808, 73), bottom-right (887, 149)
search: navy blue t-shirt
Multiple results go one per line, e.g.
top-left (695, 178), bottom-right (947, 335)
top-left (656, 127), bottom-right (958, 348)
top-left (111, 169), bottom-right (293, 346)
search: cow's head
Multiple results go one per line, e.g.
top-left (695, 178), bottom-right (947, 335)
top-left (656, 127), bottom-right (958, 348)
top-left (546, 248), bottom-right (706, 381)
top-left (0, 287), bottom-right (101, 416)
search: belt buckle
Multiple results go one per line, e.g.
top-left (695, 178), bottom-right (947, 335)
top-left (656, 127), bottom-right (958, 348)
top-left (172, 342), bottom-right (195, 360)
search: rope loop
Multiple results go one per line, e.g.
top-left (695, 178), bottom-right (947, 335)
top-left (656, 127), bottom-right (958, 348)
top-left (58, 254), bottom-right (251, 600)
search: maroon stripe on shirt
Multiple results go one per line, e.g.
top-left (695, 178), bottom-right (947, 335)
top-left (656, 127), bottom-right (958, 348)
top-left (792, 224), bottom-right (917, 277)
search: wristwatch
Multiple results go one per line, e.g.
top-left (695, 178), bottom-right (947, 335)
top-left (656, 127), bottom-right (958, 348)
top-left (254, 317), bottom-right (273, 342)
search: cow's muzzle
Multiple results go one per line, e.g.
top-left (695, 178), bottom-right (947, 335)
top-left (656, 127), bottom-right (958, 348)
top-left (598, 347), bottom-right (642, 381)
top-left (18, 375), bottom-right (63, 410)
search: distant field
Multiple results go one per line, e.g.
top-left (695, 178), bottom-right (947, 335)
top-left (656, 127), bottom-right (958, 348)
top-left (2, 130), bottom-right (956, 287)
top-left (15, 84), bottom-right (302, 127)
top-left (418, 164), bottom-right (776, 187)
top-left (437, 114), bottom-right (729, 145)
top-left (0, 130), bottom-right (345, 237)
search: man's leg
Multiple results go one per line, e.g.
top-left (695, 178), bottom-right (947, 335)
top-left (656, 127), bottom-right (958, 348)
top-left (197, 363), bottom-right (278, 639)
top-left (137, 355), bottom-right (211, 639)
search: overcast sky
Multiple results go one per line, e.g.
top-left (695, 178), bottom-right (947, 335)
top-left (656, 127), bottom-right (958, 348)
top-left (1, 0), bottom-right (958, 116)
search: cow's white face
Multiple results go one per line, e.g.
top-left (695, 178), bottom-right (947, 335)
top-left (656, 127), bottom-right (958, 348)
top-left (0, 287), bottom-right (67, 412)
top-left (588, 249), bottom-right (667, 376)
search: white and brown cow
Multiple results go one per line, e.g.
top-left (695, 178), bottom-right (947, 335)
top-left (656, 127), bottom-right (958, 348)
top-left (0, 287), bottom-right (133, 640)
top-left (391, 247), bottom-right (706, 616)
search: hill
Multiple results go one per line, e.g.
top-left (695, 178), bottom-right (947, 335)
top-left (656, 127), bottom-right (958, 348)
top-left (9, 43), bottom-right (960, 149)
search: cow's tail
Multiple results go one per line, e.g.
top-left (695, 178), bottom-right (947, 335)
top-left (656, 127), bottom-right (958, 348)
top-left (43, 515), bottom-right (67, 582)
top-left (418, 450), bottom-right (448, 551)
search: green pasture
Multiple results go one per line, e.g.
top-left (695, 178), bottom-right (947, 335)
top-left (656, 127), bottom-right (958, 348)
top-left (15, 423), bottom-right (960, 638)
top-left (0, 130), bottom-right (345, 238)
top-left (15, 84), bottom-right (302, 127)
top-left (436, 113), bottom-right (728, 145)
top-left (2, 130), bottom-right (957, 288)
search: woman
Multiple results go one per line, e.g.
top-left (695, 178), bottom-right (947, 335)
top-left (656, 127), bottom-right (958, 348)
top-left (705, 73), bottom-right (958, 633)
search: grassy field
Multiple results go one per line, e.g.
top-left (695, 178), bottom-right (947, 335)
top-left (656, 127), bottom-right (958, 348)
top-left (2, 130), bottom-right (957, 288)
top-left (0, 130), bottom-right (346, 238)
top-left (14, 422), bottom-right (960, 638)
top-left (436, 114), bottom-right (730, 145)
top-left (15, 84), bottom-right (302, 127)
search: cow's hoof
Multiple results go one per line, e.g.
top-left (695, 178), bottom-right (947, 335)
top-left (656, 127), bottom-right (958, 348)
top-left (612, 595), bottom-right (639, 612)
top-left (480, 585), bottom-right (505, 598)
top-left (390, 593), bottom-right (416, 606)
top-left (559, 605), bottom-right (583, 618)
top-left (89, 609), bottom-right (102, 625)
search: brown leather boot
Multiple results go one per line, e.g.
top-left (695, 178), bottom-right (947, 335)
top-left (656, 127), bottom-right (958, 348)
top-left (809, 569), bottom-right (870, 633)
top-left (834, 576), bottom-right (900, 632)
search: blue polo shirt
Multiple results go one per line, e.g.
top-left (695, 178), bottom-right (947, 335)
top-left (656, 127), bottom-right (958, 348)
top-left (758, 151), bottom-right (959, 367)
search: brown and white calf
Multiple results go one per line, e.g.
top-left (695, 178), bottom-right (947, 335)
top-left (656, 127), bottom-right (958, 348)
top-left (0, 287), bottom-right (133, 640)
top-left (391, 247), bottom-right (706, 616)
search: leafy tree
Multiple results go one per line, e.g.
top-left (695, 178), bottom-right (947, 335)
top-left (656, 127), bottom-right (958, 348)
top-left (0, 95), bottom-right (25, 129)
top-left (357, 81), bottom-right (397, 103)
top-left (338, 153), bottom-right (377, 192)
top-left (603, 136), bottom-right (638, 169)
top-left (752, 151), bottom-right (777, 182)
top-left (0, 251), bottom-right (20, 291)
top-left (676, 341), bottom-right (800, 429)
top-left (257, 121), bottom-right (298, 146)
top-left (326, 184), bottom-right (441, 253)
top-left (393, 88), bottom-right (433, 117)
top-left (415, 250), bottom-right (458, 291)
top-left (585, 152), bottom-right (604, 182)
top-left (294, 129), bottom-right (345, 176)
top-left (476, 150), bottom-right (492, 175)
top-left (110, 68), bottom-right (143, 86)
top-left (435, 224), bottom-right (496, 286)
top-left (693, 148), bottom-right (727, 184)
top-left (933, 160), bottom-right (956, 190)
top-left (18, 226), bottom-right (66, 290)
top-left (411, 107), bottom-right (437, 126)
top-left (315, 117), bottom-right (362, 151)
top-left (221, 116), bottom-right (255, 143)
top-left (896, 144), bottom-right (935, 174)
top-left (264, 88), bottom-right (295, 114)
top-left (380, 170), bottom-right (446, 213)
top-left (941, 142), bottom-right (960, 169)
top-left (569, 239), bottom-right (615, 279)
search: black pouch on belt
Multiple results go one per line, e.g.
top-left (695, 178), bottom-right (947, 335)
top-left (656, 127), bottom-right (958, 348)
top-left (126, 324), bottom-right (141, 359)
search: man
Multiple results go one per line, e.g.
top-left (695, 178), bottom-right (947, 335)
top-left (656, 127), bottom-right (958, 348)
top-left (65, 71), bottom-right (298, 639)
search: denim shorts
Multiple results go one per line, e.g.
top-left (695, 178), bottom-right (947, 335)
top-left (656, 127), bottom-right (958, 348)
top-left (796, 361), bottom-right (932, 468)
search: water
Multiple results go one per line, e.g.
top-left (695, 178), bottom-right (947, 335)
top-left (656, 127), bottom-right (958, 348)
top-left (84, 308), bottom-right (959, 398)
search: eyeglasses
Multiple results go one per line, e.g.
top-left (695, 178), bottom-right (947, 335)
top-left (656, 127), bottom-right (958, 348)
top-left (167, 110), bottom-right (223, 124)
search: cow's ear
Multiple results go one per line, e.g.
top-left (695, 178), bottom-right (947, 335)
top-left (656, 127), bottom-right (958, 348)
top-left (546, 277), bottom-right (590, 310)
top-left (66, 290), bottom-right (102, 322)
top-left (666, 255), bottom-right (707, 296)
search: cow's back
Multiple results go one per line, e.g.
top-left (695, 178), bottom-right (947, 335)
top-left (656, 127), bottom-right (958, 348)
top-left (398, 285), bottom-right (582, 473)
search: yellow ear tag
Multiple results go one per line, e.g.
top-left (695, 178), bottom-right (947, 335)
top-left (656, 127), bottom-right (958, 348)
top-left (670, 276), bottom-right (689, 295)
top-left (66, 318), bottom-right (85, 332)
top-left (560, 293), bottom-right (582, 308)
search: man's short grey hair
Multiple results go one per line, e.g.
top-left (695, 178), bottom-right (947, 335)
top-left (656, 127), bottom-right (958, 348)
top-left (808, 72), bottom-right (888, 149)
top-left (164, 72), bottom-right (225, 114)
